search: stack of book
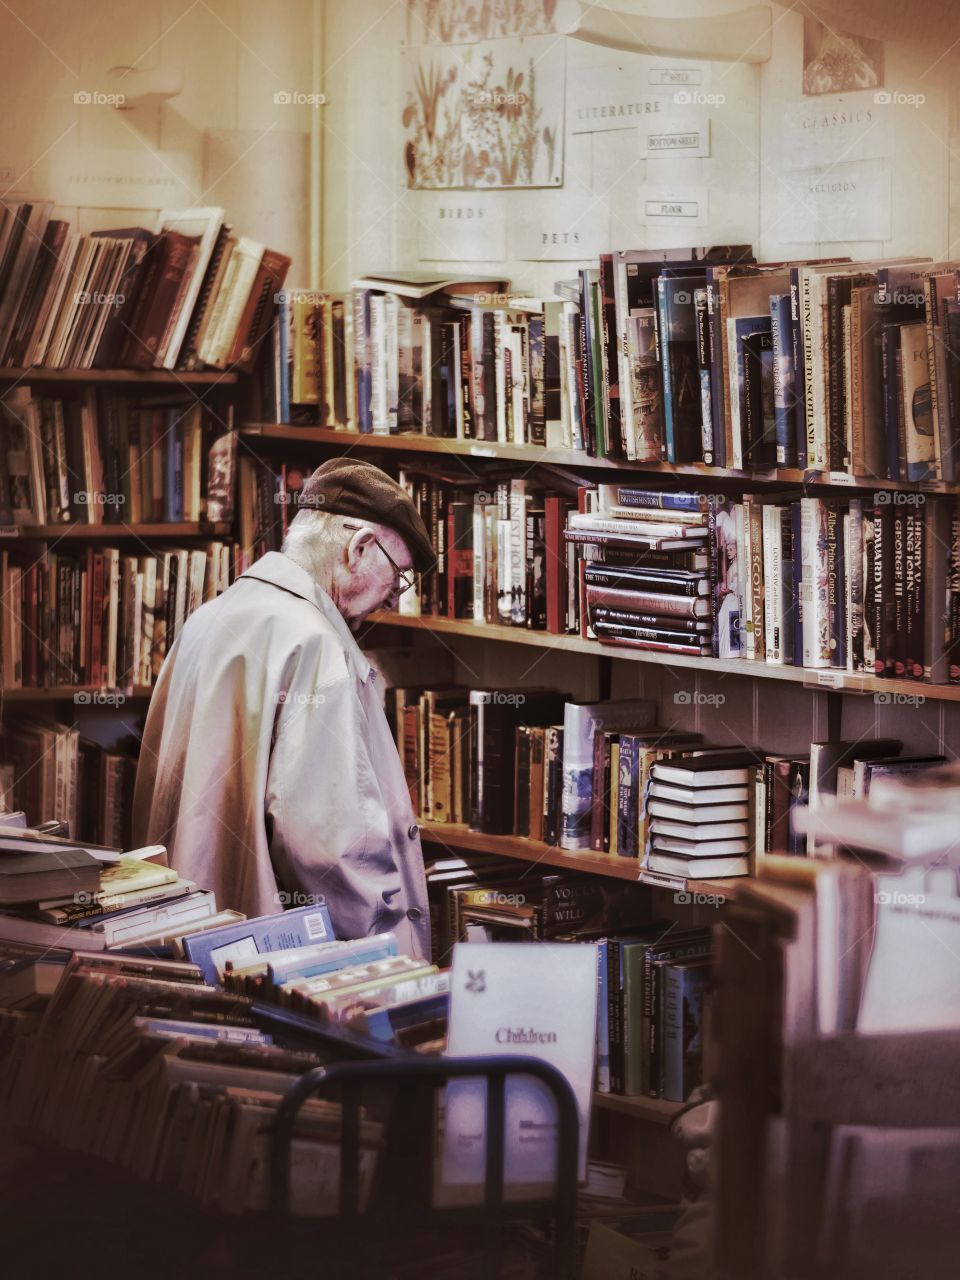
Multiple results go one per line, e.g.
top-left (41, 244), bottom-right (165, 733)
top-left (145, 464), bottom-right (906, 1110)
top-left (0, 202), bottom-right (289, 373)
top-left (644, 751), bottom-right (760, 880)
top-left (0, 829), bottom-right (217, 952)
top-left (569, 484), bottom-right (712, 657)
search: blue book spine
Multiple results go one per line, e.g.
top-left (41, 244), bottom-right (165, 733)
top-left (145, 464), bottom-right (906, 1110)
top-left (770, 292), bottom-right (795, 467)
top-left (790, 275), bottom-right (807, 469)
top-left (612, 488), bottom-right (705, 513)
top-left (164, 412), bottom-right (182, 522)
top-left (278, 293), bottom-right (291, 423)
top-left (360, 991), bottom-right (449, 1043)
top-left (657, 278), bottom-right (677, 462)
top-left (183, 901), bottom-right (336, 985)
top-left (269, 937), bottom-right (398, 984)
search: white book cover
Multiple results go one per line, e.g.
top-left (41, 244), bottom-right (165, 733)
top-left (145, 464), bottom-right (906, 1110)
top-left (763, 503), bottom-right (784, 663)
top-left (442, 942), bottom-right (598, 1197)
top-left (154, 207), bottom-right (225, 368)
top-left (858, 880), bottom-right (960, 1033)
top-left (560, 698), bottom-right (656, 851)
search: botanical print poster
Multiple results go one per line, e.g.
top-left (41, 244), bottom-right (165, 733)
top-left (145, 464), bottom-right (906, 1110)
top-left (405, 0), bottom-right (560, 45)
top-left (802, 19), bottom-right (883, 96)
top-left (402, 38), bottom-right (564, 189)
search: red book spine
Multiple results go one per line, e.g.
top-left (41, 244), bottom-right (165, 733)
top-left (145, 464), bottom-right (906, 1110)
top-left (544, 495), bottom-right (566, 634)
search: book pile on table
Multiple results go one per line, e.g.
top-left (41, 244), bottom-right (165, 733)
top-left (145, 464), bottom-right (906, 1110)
top-left (220, 931), bottom-right (449, 1052)
top-left (0, 948), bottom-right (382, 1214)
top-left (0, 822), bottom-right (225, 952)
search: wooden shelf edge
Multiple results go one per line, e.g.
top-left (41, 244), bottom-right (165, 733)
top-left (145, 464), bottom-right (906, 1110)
top-left (418, 820), bottom-right (742, 899)
top-left (0, 523), bottom-right (232, 540)
top-left (0, 368), bottom-right (237, 385)
top-left (592, 1092), bottom-right (684, 1125)
top-left (1, 686), bottom-right (152, 703)
top-left (239, 425), bottom-right (960, 495)
top-left (364, 611), bottom-right (960, 703)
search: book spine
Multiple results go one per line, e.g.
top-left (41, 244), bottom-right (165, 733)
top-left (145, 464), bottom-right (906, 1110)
top-left (770, 292), bottom-right (794, 467)
top-left (656, 278), bottom-right (677, 464)
top-left (800, 497), bottom-right (830, 668)
top-left (706, 277), bottom-right (727, 469)
top-left (789, 275), bottom-right (807, 469)
top-left (694, 287), bottom-right (714, 465)
top-left (608, 939), bottom-right (624, 1094)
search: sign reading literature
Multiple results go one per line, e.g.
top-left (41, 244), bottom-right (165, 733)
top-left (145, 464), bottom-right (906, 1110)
top-left (570, 69), bottom-right (669, 135)
top-left (415, 195), bottom-right (508, 261)
top-left (441, 942), bottom-right (598, 1198)
top-left (777, 158), bottom-right (891, 242)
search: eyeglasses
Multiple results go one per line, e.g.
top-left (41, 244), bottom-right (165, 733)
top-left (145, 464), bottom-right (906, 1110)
top-left (343, 521), bottom-right (416, 594)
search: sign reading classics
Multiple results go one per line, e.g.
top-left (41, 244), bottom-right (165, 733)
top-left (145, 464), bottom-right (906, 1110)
top-left (442, 942), bottom-right (598, 1195)
top-left (777, 158), bottom-right (891, 242)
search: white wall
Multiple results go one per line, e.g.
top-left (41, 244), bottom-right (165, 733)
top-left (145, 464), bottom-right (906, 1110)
top-left (322, 0), bottom-right (960, 291)
top-left (0, 0), bottom-right (316, 280)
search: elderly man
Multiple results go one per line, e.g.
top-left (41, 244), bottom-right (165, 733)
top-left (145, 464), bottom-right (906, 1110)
top-left (132, 458), bottom-right (436, 959)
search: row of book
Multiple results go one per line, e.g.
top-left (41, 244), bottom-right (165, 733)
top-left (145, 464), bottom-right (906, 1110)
top-left (307, 464), bottom-right (959, 681)
top-left (0, 728), bottom-right (136, 847)
top-left (578, 482), bottom-right (960, 679)
top-left (0, 389), bottom-right (237, 528)
top-left (553, 249), bottom-right (960, 478)
top-left (0, 201), bottom-right (289, 372)
top-left (0, 818), bottom-right (711, 1110)
top-left (0, 542), bottom-right (233, 690)
top-left (303, 252), bottom-right (960, 483)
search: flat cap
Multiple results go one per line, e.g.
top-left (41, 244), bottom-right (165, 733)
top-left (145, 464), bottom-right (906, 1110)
top-left (299, 457), bottom-right (436, 573)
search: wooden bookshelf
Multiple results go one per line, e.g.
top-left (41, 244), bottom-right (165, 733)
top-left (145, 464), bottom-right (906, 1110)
top-left (417, 819), bottom-right (741, 899)
top-left (0, 523), bottom-right (232, 540)
top-left (365, 610), bottom-right (960, 704)
top-left (0, 369), bottom-right (237, 385)
top-left (0, 686), bottom-right (152, 703)
top-left (241, 424), bottom-right (960, 496)
top-left (592, 1093), bottom-right (684, 1126)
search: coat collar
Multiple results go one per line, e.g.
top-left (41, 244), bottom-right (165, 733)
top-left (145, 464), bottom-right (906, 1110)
top-left (240, 552), bottom-right (374, 685)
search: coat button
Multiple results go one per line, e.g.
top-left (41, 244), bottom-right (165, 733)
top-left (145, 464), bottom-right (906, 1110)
top-left (407, 823), bottom-right (419, 839)
top-left (406, 907), bottom-right (422, 922)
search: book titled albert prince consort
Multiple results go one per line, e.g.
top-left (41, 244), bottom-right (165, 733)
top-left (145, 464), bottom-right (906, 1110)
top-left (441, 942), bottom-right (597, 1198)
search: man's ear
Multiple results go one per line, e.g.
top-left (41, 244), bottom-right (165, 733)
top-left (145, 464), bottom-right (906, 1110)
top-left (345, 525), bottom-right (376, 571)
